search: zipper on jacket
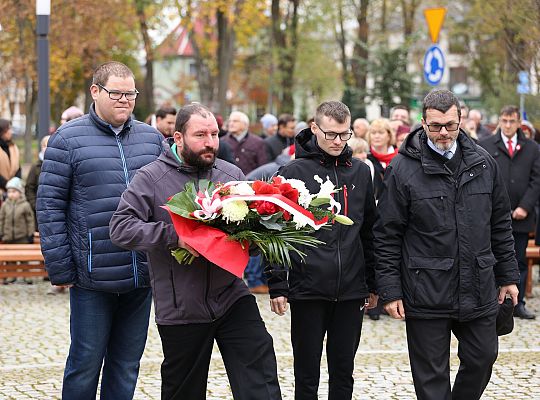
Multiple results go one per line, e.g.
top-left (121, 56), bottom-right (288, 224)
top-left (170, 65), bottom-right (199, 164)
top-left (343, 184), bottom-right (349, 216)
top-left (333, 165), bottom-right (342, 301)
top-left (131, 251), bottom-right (138, 288)
top-left (170, 266), bottom-right (178, 308)
top-left (205, 263), bottom-right (216, 320)
top-left (87, 231), bottom-right (92, 272)
top-left (116, 136), bottom-right (139, 288)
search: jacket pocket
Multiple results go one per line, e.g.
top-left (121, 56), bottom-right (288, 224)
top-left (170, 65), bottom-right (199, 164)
top-left (410, 189), bottom-right (449, 232)
top-left (407, 256), bottom-right (454, 309)
top-left (475, 253), bottom-right (498, 305)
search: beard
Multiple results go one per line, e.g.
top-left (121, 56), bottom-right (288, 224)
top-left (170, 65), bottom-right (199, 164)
top-left (181, 144), bottom-right (217, 169)
top-left (433, 138), bottom-right (456, 151)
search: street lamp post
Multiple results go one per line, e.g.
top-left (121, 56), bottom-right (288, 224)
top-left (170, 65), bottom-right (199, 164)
top-left (36, 0), bottom-right (50, 139)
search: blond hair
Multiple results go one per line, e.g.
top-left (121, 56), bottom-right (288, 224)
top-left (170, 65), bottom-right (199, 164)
top-left (348, 137), bottom-right (369, 154)
top-left (366, 118), bottom-right (395, 146)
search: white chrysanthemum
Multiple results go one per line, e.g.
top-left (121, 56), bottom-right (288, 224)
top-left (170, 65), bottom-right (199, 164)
top-left (284, 178), bottom-right (312, 208)
top-left (221, 200), bottom-right (249, 223)
top-left (229, 182), bottom-right (255, 196)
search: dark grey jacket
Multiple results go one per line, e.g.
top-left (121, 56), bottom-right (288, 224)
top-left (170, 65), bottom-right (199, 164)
top-left (479, 129), bottom-right (540, 233)
top-left (110, 139), bottom-right (250, 325)
top-left (374, 128), bottom-right (519, 321)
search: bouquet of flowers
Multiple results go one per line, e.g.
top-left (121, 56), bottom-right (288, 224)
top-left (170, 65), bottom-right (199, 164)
top-left (163, 175), bottom-right (353, 277)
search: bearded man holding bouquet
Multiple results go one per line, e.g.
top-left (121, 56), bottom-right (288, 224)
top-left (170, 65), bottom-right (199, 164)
top-left (110, 103), bottom-right (281, 400)
top-left (266, 100), bottom-right (378, 400)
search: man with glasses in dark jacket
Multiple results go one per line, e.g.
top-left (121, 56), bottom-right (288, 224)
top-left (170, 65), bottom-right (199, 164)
top-left (267, 100), bottom-right (378, 400)
top-left (374, 89), bottom-right (519, 400)
top-left (37, 61), bottom-right (162, 400)
top-left (110, 103), bottom-right (281, 400)
top-left (479, 105), bottom-right (540, 319)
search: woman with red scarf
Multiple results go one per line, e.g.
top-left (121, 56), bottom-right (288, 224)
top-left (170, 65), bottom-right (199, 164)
top-left (366, 118), bottom-right (398, 321)
top-left (367, 119), bottom-right (398, 201)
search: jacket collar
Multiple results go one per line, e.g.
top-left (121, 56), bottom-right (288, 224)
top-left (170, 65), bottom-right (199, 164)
top-left (402, 127), bottom-right (484, 174)
top-left (88, 103), bottom-right (133, 136)
top-left (493, 127), bottom-right (527, 157)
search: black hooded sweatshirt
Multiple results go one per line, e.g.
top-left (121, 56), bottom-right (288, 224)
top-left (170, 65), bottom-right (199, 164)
top-left (266, 128), bottom-right (377, 302)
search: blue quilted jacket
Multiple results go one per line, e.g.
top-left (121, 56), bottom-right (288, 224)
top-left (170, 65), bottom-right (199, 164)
top-left (36, 105), bottom-right (162, 293)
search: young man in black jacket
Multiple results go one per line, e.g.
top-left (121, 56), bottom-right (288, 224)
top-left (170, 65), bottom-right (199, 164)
top-left (266, 101), bottom-right (378, 400)
top-left (374, 90), bottom-right (519, 400)
top-left (479, 105), bottom-right (540, 319)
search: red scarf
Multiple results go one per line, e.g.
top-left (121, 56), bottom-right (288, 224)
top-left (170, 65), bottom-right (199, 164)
top-left (370, 146), bottom-right (398, 166)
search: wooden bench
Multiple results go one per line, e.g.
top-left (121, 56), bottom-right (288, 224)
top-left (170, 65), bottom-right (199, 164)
top-left (526, 240), bottom-right (540, 298)
top-left (0, 245), bottom-right (46, 279)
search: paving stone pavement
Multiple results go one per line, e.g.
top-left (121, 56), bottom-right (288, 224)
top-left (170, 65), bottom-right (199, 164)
top-left (1, 277), bottom-right (539, 399)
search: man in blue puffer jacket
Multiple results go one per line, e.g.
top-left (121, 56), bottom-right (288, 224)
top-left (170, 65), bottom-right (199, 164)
top-left (37, 61), bottom-right (162, 400)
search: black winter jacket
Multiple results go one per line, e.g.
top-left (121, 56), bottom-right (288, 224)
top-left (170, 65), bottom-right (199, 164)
top-left (110, 139), bottom-right (250, 325)
top-left (374, 128), bottom-right (519, 321)
top-left (479, 129), bottom-right (540, 233)
top-left (266, 128), bottom-right (377, 302)
top-left (265, 133), bottom-right (294, 162)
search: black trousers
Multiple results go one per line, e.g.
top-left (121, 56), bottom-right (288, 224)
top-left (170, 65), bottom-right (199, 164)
top-left (290, 299), bottom-right (364, 400)
top-left (157, 295), bottom-right (281, 400)
top-left (405, 314), bottom-right (498, 400)
top-left (512, 231), bottom-right (528, 304)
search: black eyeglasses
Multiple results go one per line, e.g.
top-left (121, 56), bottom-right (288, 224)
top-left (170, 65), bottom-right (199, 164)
top-left (425, 122), bottom-right (459, 132)
top-left (97, 83), bottom-right (139, 101)
top-left (315, 123), bottom-right (353, 141)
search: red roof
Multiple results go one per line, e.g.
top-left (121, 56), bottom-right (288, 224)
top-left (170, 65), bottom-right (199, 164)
top-left (156, 22), bottom-right (195, 58)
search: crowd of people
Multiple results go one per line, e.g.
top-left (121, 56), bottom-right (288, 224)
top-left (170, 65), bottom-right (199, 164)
top-left (0, 60), bottom-right (538, 399)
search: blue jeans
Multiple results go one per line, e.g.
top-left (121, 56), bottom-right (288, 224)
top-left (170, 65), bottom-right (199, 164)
top-left (244, 255), bottom-right (266, 288)
top-left (62, 287), bottom-right (152, 400)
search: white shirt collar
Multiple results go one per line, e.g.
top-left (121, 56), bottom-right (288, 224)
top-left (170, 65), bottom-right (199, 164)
top-left (500, 131), bottom-right (517, 148)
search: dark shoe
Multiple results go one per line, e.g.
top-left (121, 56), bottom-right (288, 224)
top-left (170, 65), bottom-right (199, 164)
top-left (249, 284), bottom-right (269, 294)
top-left (513, 303), bottom-right (536, 319)
top-left (368, 313), bottom-right (380, 321)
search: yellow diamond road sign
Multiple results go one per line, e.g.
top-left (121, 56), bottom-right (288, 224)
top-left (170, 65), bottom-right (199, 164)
top-left (424, 8), bottom-right (446, 44)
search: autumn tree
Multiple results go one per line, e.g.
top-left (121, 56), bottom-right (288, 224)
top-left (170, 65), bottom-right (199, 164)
top-left (271, 0), bottom-right (300, 114)
top-left (451, 0), bottom-right (540, 119)
top-left (176, 0), bottom-right (266, 115)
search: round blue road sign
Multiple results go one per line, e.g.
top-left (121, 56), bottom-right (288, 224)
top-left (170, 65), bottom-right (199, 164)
top-left (424, 45), bottom-right (445, 86)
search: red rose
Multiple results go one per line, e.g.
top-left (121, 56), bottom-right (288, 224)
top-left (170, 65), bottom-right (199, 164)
top-left (271, 176), bottom-right (283, 185)
top-left (278, 183), bottom-right (299, 204)
top-left (253, 180), bottom-right (280, 195)
top-left (256, 201), bottom-right (279, 215)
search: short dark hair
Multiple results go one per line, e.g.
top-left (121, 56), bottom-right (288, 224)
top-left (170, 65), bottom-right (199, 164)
top-left (278, 113), bottom-right (295, 127)
top-left (0, 119), bottom-right (10, 136)
top-left (92, 61), bottom-right (134, 87)
top-left (500, 105), bottom-right (520, 118)
top-left (175, 103), bottom-right (214, 133)
top-left (156, 106), bottom-right (177, 119)
top-left (314, 101), bottom-right (351, 125)
top-left (391, 104), bottom-right (409, 114)
top-left (422, 89), bottom-right (461, 121)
